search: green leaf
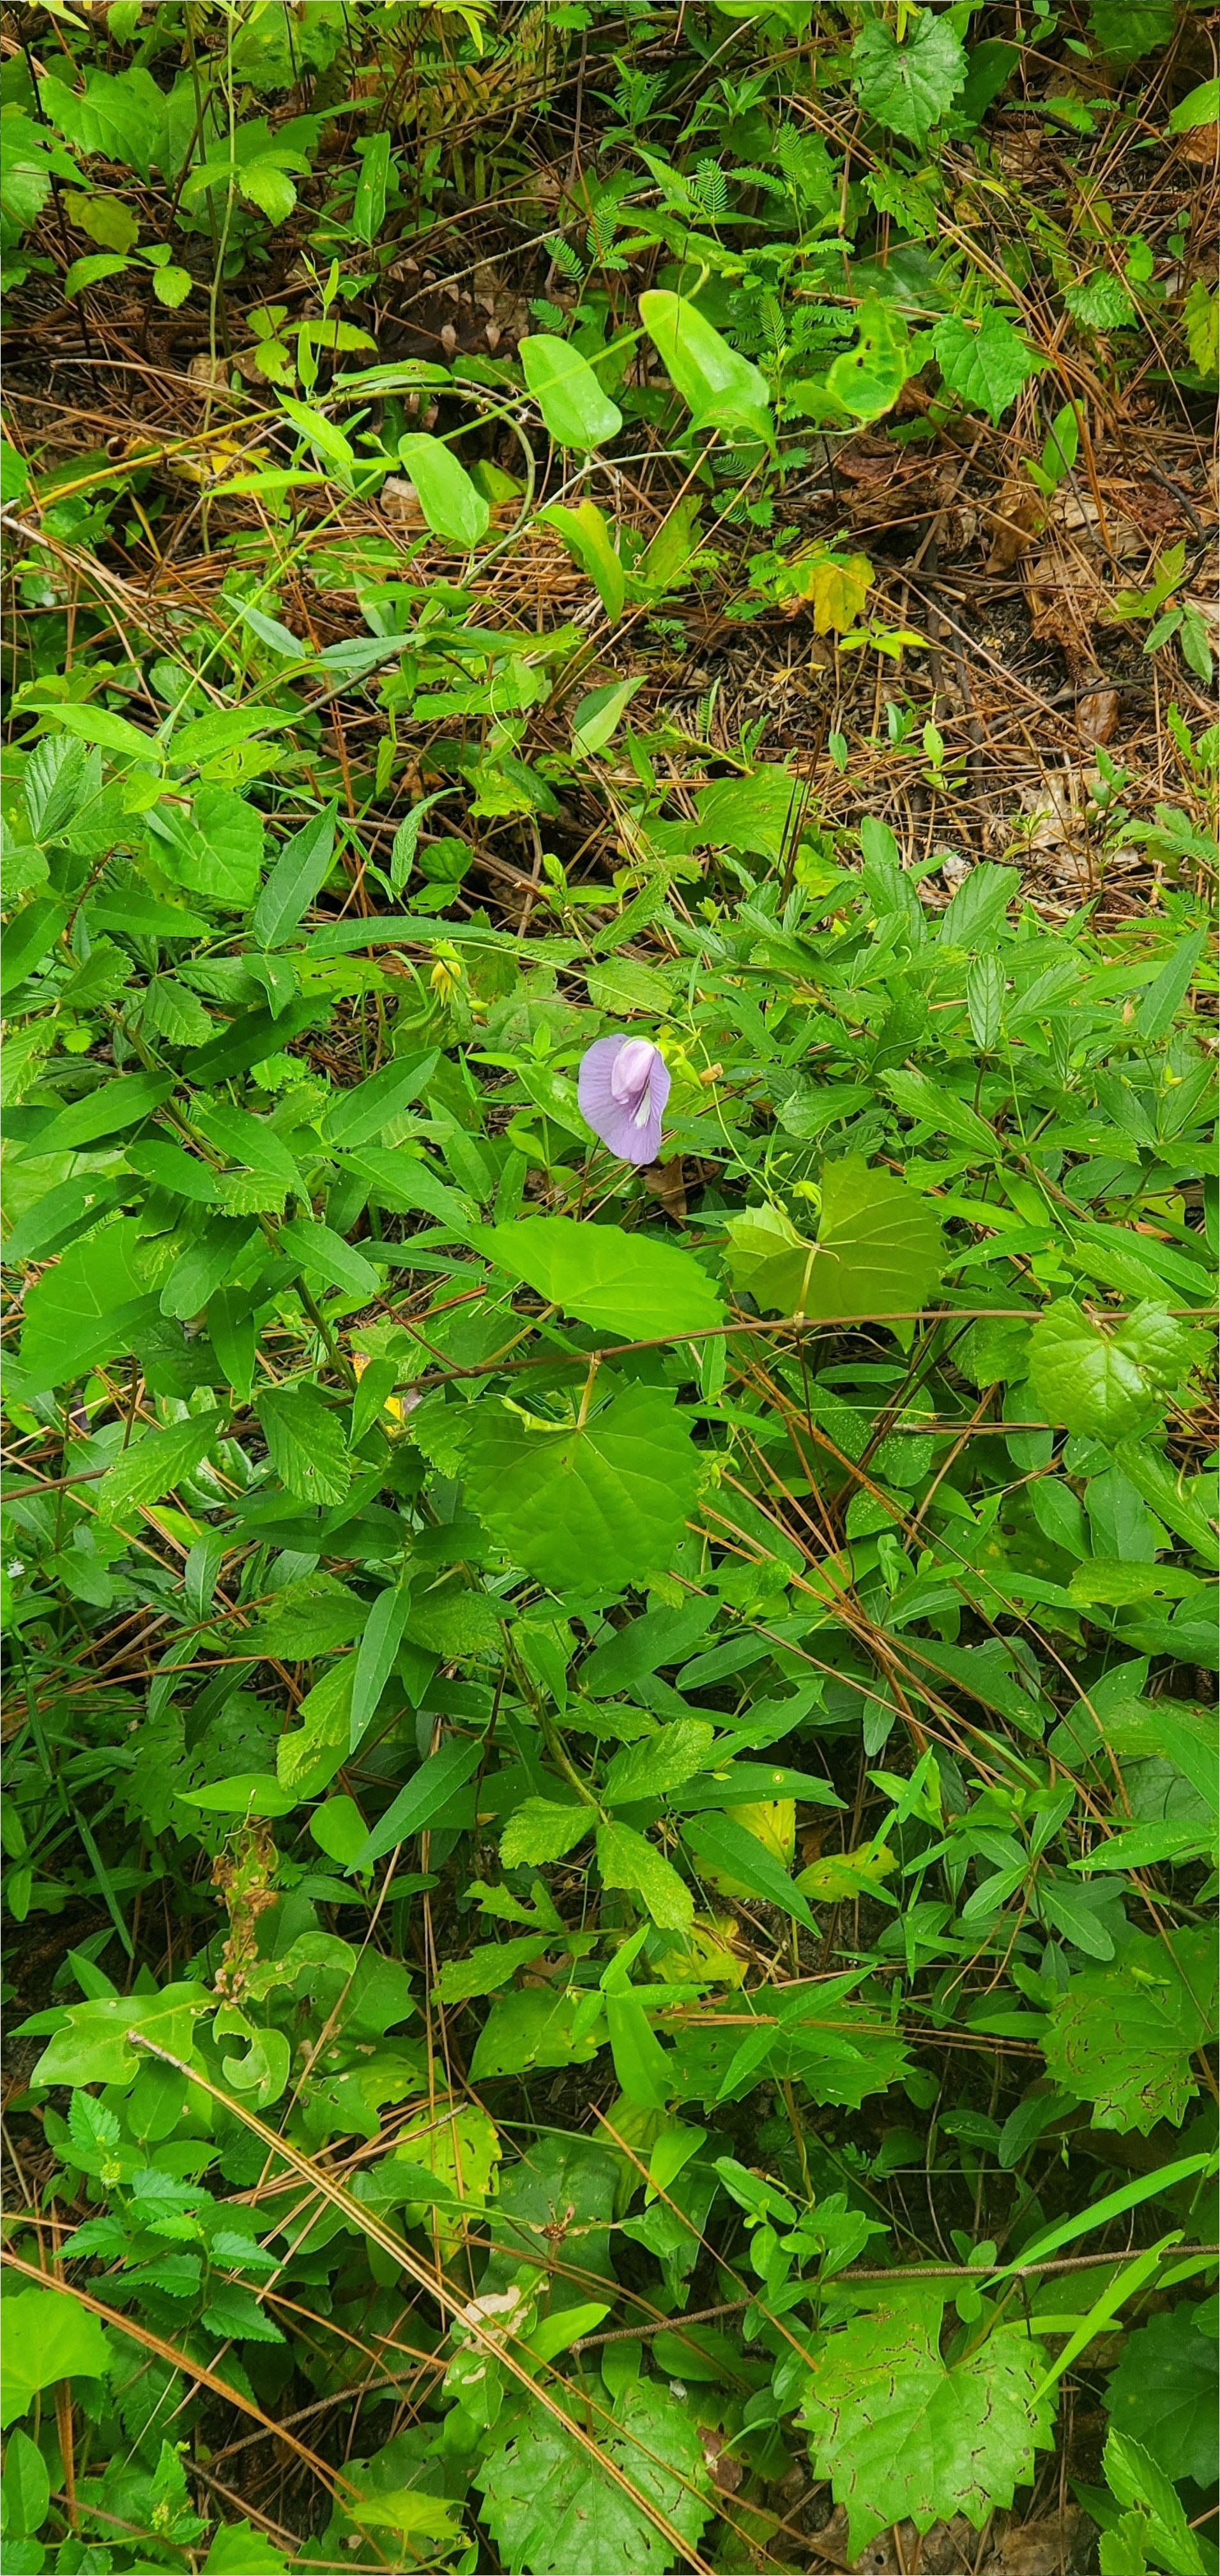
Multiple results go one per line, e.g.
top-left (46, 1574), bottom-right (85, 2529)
top-left (350, 1583), bottom-right (411, 1752)
top-left (520, 334), bottom-right (623, 448)
top-left (319, 1049), bottom-right (439, 1151)
top-left (476, 2378), bottom-right (713, 2573)
top-left (277, 1658), bottom-right (358, 1799)
top-left (695, 765), bottom-right (802, 858)
top-left (1028, 1301), bottom-right (1199, 1439)
top-left (177, 1773), bottom-right (298, 1818)
top-left (27, 1982), bottom-right (212, 2090)
top-left (1088, 0), bottom-right (1174, 66)
top-left (597, 1820), bottom-right (694, 1932)
top-left (601, 1720), bottom-right (715, 1805)
top-left (538, 499), bottom-right (627, 622)
top-left (63, 250), bottom-right (129, 297)
top-left (639, 289), bottom-right (773, 444)
top-left (19, 1216), bottom-right (158, 1395)
top-left (1067, 273), bottom-right (1137, 331)
top-left (826, 296), bottom-right (910, 422)
top-left (35, 1069), bottom-right (177, 1156)
top-left (853, 8), bottom-right (967, 142)
top-left (1104, 2308), bottom-right (1219, 2490)
top-left (571, 676), bottom-right (643, 757)
top-left (724, 1157), bottom-right (943, 1321)
top-left (586, 959), bottom-right (675, 1017)
top-left (1042, 1928), bottom-right (1217, 2133)
top-left (477, 1214), bottom-right (724, 1338)
top-left (469, 1987), bottom-right (605, 2079)
top-left (933, 308), bottom-right (1041, 422)
top-left (1102, 2430), bottom-right (1208, 2576)
top-left (397, 433), bottom-right (490, 547)
top-left (251, 803), bottom-right (338, 948)
top-left (798, 2292), bottom-right (1054, 2559)
top-left (204, 2519), bottom-right (289, 2573)
top-left (278, 1218), bottom-right (381, 1298)
top-left (1169, 77), bottom-right (1220, 132)
top-left (95, 1408), bottom-right (223, 1525)
top-left (353, 1738), bottom-right (487, 1868)
top-left (1, 2425), bottom-right (50, 2538)
top-left (501, 1798), bottom-right (592, 1868)
top-left (0, 2288), bottom-right (112, 2428)
top-left (452, 1381), bottom-right (703, 1593)
top-left (682, 1810), bottom-right (816, 1932)
top-left (433, 1934), bottom-right (551, 2001)
top-left (883, 1068), bottom-right (998, 1158)
top-left (257, 1384), bottom-right (351, 1508)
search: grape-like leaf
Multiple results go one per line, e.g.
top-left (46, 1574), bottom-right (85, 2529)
top-left (853, 10), bottom-right (966, 142)
top-left (454, 1382), bottom-right (703, 1593)
top-left (1042, 1928), bottom-right (1217, 2133)
top-left (797, 2285), bottom-right (1055, 2558)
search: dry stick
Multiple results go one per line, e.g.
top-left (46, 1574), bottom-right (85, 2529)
top-left (570, 2248), bottom-right (1220, 2351)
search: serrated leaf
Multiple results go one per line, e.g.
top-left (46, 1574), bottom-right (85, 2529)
top-left (477, 1215), bottom-right (724, 1338)
top-left (500, 1799), bottom-right (592, 1868)
top-left (96, 1408), bottom-right (223, 1525)
top-left (798, 2289), bottom-right (1055, 2558)
top-left (601, 1720), bottom-right (715, 1805)
top-left (475, 2377), bottom-right (713, 2573)
top-left (453, 1381), bottom-right (702, 1594)
top-left (257, 1384), bottom-right (351, 1508)
top-left (596, 1820), bottom-right (694, 1932)
top-left (1042, 1928), bottom-right (1217, 2133)
top-left (853, 9), bottom-right (967, 142)
top-left (933, 308), bottom-right (1042, 422)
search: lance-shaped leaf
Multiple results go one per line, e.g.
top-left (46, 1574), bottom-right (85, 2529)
top-left (520, 333), bottom-right (623, 448)
top-left (639, 289), bottom-right (774, 444)
top-left (397, 433), bottom-right (490, 547)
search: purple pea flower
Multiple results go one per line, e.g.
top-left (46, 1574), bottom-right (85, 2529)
top-left (578, 1033), bottom-right (671, 1166)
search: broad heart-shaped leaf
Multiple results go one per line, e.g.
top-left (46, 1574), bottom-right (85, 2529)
top-left (1103, 2305), bottom-right (1220, 2489)
top-left (1042, 1927), bottom-right (1216, 2134)
top-left (852, 8), bottom-right (967, 142)
top-left (397, 432), bottom-right (489, 547)
top-left (1027, 1300), bottom-right (1197, 1439)
top-left (476, 2378), bottom-right (713, 2575)
top-left (724, 1158), bottom-right (943, 1321)
top-left (26, 1983), bottom-right (212, 2090)
top-left (452, 1382), bottom-right (702, 1593)
top-left (694, 764), bottom-right (802, 858)
top-left (826, 298), bottom-right (910, 422)
top-left (933, 308), bottom-right (1041, 423)
top-left (203, 2517), bottom-right (289, 2572)
top-left (469, 1987), bottom-right (605, 2080)
top-left (475, 1215), bottom-right (724, 1338)
top-left (798, 2289), bottom-right (1055, 2558)
top-left (257, 1383), bottom-right (351, 1508)
top-left (597, 1819), bottom-right (694, 1932)
top-left (520, 333), bottom-right (623, 448)
top-left (0, 2286), bottom-right (112, 2428)
top-left (639, 290), bottom-right (773, 446)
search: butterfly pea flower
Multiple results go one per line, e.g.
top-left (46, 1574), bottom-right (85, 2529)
top-left (578, 1033), bottom-right (671, 1165)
